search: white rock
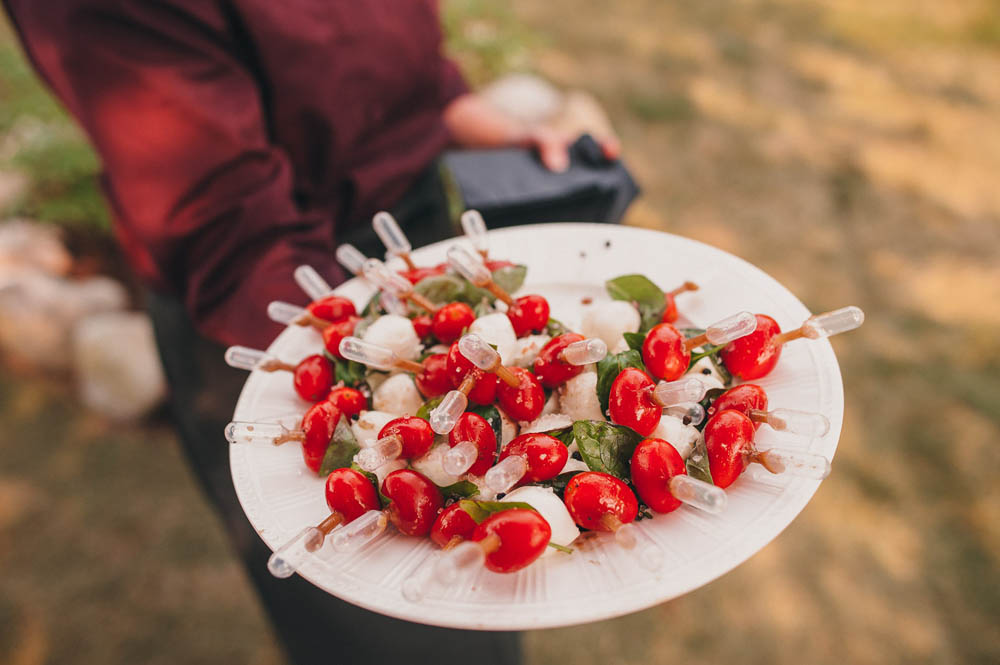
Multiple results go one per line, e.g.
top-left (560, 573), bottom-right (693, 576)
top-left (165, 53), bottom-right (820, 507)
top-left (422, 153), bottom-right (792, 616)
top-left (361, 314), bottom-right (421, 361)
top-left (579, 300), bottom-right (640, 351)
top-left (558, 370), bottom-right (605, 422)
top-left (410, 443), bottom-right (461, 487)
top-left (501, 486), bottom-right (580, 554)
top-left (72, 312), bottom-right (166, 420)
top-left (468, 313), bottom-right (517, 365)
top-left (509, 334), bottom-right (551, 367)
top-left (351, 411), bottom-right (396, 448)
top-left (372, 373), bottom-right (423, 417)
top-left (651, 414), bottom-right (702, 459)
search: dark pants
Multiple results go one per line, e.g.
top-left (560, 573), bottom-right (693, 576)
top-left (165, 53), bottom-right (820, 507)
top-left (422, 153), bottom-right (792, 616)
top-left (148, 155), bottom-right (632, 665)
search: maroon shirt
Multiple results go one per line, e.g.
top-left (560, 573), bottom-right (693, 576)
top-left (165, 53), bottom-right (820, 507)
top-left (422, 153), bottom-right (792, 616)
top-left (4, 0), bottom-right (467, 346)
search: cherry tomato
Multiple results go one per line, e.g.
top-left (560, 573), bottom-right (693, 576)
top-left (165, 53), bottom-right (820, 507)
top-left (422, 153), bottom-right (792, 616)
top-left (446, 341), bottom-right (498, 405)
top-left (449, 412), bottom-right (498, 476)
top-left (411, 314), bottom-right (433, 340)
top-left (325, 468), bottom-right (379, 521)
top-left (430, 503), bottom-right (478, 549)
top-left (608, 367), bottom-right (659, 436)
top-left (719, 314), bottom-right (781, 380)
top-left (500, 433), bottom-right (568, 484)
top-left (533, 333), bottom-right (585, 388)
top-left (308, 295), bottom-right (356, 323)
top-left (326, 386), bottom-right (366, 419)
top-left (496, 367), bottom-right (545, 422)
top-left (415, 353), bottom-right (451, 398)
top-left (399, 264), bottom-right (447, 285)
top-left (564, 472), bottom-right (639, 531)
top-left (506, 294), bottom-right (550, 338)
top-left (292, 354), bottom-right (335, 402)
top-left (710, 384), bottom-right (768, 429)
top-left (704, 409), bottom-right (756, 489)
top-left (630, 437), bottom-right (687, 513)
top-left (322, 316), bottom-right (360, 359)
top-left (641, 323), bottom-right (689, 381)
top-left (484, 260), bottom-right (515, 272)
top-left (661, 293), bottom-right (680, 323)
top-left (431, 302), bottom-right (476, 344)
top-left (472, 508), bottom-right (551, 573)
top-left (300, 401), bottom-right (342, 473)
top-left (382, 469), bottom-right (443, 537)
top-left (378, 416), bottom-right (435, 460)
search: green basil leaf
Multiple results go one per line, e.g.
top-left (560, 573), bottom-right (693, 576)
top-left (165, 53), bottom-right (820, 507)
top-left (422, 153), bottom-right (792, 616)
top-left (545, 317), bottom-right (570, 337)
top-left (416, 396), bottom-right (444, 422)
top-left (688, 343), bottom-right (726, 366)
top-left (537, 469), bottom-right (586, 497)
top-left (595, 349), bottom-right (646, 416)
top-left (623, 331), bottom-right (646, 352)
top-left (492, 264), bottom-right (528, 294)
top-left (544, 427), bottom-right (575, 447)
top-left (331, 356), bottom-right (367, 388)
top-left (606, 274), bottom-right (665, 332)
top-left (685, 437), bottom-right (714, 485)
top-left (696, 387), bottom-right (727, 432)
top-left (360, 291), bottom-right (384, 317)
top-left (572, 420), bottom-right (642, 481)
top-left (468, 404), bottom-right (503, 457)
top-left (413, 274), bottom-right (467, 308)
top-left (319, 416), bottom-right (361, 475)
top-left (458, 499), bottom-right (536, 524)
top-left (438, 480), bottom-right (479, 500)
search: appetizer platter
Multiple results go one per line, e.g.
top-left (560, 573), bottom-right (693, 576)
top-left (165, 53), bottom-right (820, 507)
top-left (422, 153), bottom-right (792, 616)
top-left (228, 214), bottom-right (862, 630)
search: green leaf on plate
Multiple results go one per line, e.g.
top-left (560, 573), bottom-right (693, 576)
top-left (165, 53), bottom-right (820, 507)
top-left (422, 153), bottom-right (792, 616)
top-left (438, 480), bottom-right (479, 500)
top-left (606, 274), bottom-right (665, 332)
top-left (572, 420), bottom-right (643, 481)
top-left (685, 437), bottom-right (715, 485)
top-left (319, 416), bottom-right (361, 475)
top-left (492, 264), bottom-right (528, 294)
top-left (331, 356), bottom-right (367, 388)
top-left (544, 427), bottom-right (575, 447)
top-left (622, 331), bottom-right (646, 352)
top-left (545, 317), bottom-right (571, 337)
top-left (416, 396), bottom-right (444, 422)
top-left (458, 499), bottom-right (536, 524)
top-left (413, 274), bottom-right (467, 309)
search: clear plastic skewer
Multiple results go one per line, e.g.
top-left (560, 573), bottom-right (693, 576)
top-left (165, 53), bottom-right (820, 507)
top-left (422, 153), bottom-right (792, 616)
top-left (460, 209), bottom-right (489, 259)
top-left (446, 245), bottom-right (514, 306)
top-left (559, 338), bottom-right (608, 365)
top-left (267, 512), bottom-right (343, 578)
top-left (224, 346), bottom-right (295, 373)
top-left (267, 301), bottom-right (326, 330)
top-left (224, 421), bottom-right (302, 445)
top-left (355, 433), bottom-right (405, 471)
top-left (442, 439), bottom-right (479, 476)
top-left (484, 455), bottom-right (528, 494)
top-left (683, 311), bottom-right (757, 351)
top-left (776, 306), bottom-right (865, 344)
top-left (748, 408), bottom-right (830, 437)
top-left (649, 377), bottom-right (707, 407)
top-left (373, 211), bottom-right (416, 270)
top-left (750, 448), bottom-right (831, 479)
top-left (669, 475), bottom-right (728, 513)
top-left (429, 384), bottom-right (472, 435)
top-left (457, 334), bottom-right (520, 387)
top-left (339, 336), bottom-right (423, 373)
top-left (336, 244), bottom-right (368, 277)
top-left (433, 533), bottom-right (501, 586)
top-left (331, 509), bottom-right (390, 552)
top-left (600, 514), bottom-right (664, 571)
top-left (662, 402), bottom-right (707, 426)
top-left (294, 265), bottom-right (333, 301)
top-left (361, 258), bottom-right (439, 313)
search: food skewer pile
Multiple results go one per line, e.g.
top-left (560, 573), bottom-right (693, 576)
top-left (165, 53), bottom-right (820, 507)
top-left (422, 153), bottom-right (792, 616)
top-left (226, 211), bottom-right (864, 599)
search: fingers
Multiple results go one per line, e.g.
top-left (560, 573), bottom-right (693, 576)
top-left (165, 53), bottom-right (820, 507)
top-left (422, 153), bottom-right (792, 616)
top-left (600, 135), bottom-right (621, 161)
top-left (535, 132), bottom-right (570, 172)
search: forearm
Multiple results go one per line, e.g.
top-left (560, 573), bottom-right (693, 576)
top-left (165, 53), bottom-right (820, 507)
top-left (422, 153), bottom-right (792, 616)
top-left (442, 92), bottom-right (529, 149)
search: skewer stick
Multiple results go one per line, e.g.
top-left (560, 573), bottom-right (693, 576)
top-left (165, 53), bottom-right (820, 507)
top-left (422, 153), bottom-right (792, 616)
top-left (457, 334), bottom-right (520, 388)
top-left (433, 534), bottom-right (502, 586)
top-left (683, 311), bottom-right (757, 351)
top-left (339, 336), bottom-right (423, 373)
top-left (373, 211), bottom-right (417, 270)
top-left (336, 244), bottom-right (368, 277)
top-left (447, 245), bottom-right (514, 306)
top-left (267, 301), bottom-right (327, 331)
top-left (460, 210), bottom-right (489, 259)
top-left (667, 281), bottom-right (699, 298)
top-left (266, 511), bottom-right (346, 578)
top-left (774, 306), bottom-right (865, 345)
top-left (647, 377), bottom-right (707, 407)
top-left (224, 421), bottom-right (304, 445)
top-left (599, 514), bottom-right (664, 571)
top-left (429, 372), bottom-right (478, 434)
top-left (224, 346), bottom-right (298, 374)
top-left (749, 448), bottom-right (831, 479)
top-left (557, 338), bottom-right (608, 365)
top-left (362, 258), bottom-right (440, 314)
top-left (294, 265), bottom-right (333, 301)
top-left (748, 408), bottom-right (830, 437)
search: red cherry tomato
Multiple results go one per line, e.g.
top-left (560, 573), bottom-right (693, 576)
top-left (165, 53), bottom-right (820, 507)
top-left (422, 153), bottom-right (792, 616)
top-left (719, 314), bottom-right (781, 380)
top-left (533, 333), bottom-right (585, 388)
top-left (608, 367), bottom-right (660, 436)
top-left (326, 386), bottom-right (366, 419)
top-left (449, 412), bottom-right (497, 476)
top-left (415, 353), bottom-right (451, 398)
top-left (411, 314), bottom-right (433, 340)
top-left (661, 293), bottom-right (680, 323)
top-left (300, 401), bottom-right (342, 473)
top-left (381, 469), bottom-right (443, 537)
top-left (704, 409), bottom-right (756, 489)
top-left (446, 341), bottom-right (498, 405)
top-left (378, 416), bottom-right (435, 460)
top-left (641, 323), bottom-right (689, 381)
top-left (500, 433), bottom-right (568, 484)
top-left (307, 295), bottom-right (356, 323)
top-left (431, 302), bottom-right (476, 344)
top-left (630, 437), bottom-right (687, 513)
top-left (322, 316), bottom-right (360, 359)
top-left (399, 264), bottom-right (447, 285)
top-left (563, 472), bottom-right (639, 531)
top-left (325, 468), bottom-right (379, 522)
top-left (711, 384), bottom-right (768, 429)
top-left (484, 260), bottom-right (515, 272)
top-left (506, 294), bottom-right (550, 338)
top-left (472, 508), bottom-right (551, 573)
top-left (430, 503), bottom-right (478, 549)
top-left (496, 367), bottom-right (545, 422)
top-left (292, 354), bottom-right (335, 402)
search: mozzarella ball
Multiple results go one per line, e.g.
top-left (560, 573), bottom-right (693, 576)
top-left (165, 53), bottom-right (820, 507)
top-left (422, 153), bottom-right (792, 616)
top-left (496, 407), bottom-right (519, 446)
top-left (521, 413), bottom-right (573, 434)
top-left (469, 313), bottom-right (517, 364)
top-left (410, 443), bottom-right (461, 487)
top-left (501, 486), bottom-right (580, 554)
top-left (372, 458), bottom-right (407, 486)
top-left (541, 391), bottom-right (561, 416)
top-left (558, 370), bottom-right (605, 422)
top-left (362, 314), bottom-right (421, 360)
top-left (372, 373), bottom-right (423, 417)
top-left (559, 457), bottom-right (590, 475)
top-left (651, 414), bottom-right (702, 459)
top-left (351, 410), bottom-right (396, 448)
top-left (510, 334), bottom-right (551, 367)
top-left (685, 358), bottom-right (726, 392)
top-left (580, 300), bottom-right (640, 350)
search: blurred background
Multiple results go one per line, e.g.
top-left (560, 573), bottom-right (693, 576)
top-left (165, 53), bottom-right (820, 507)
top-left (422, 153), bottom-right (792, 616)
top-left (1, 0), bottom-right (999, 663)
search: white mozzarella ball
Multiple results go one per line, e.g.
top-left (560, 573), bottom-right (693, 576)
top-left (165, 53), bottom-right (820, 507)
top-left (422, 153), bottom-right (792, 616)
top-left (580, 300), bottom-right (640, 350)
top-left (362, 314), bottom-right (421, 361)
top-left (468, 313), bottom-right (517, 364)
top-left (501, 486), bottom-right (580, 554)
top-left (510, 334), bottom-right (551, 367)
top-left (541, 391), bottom-right (561, 416)
top-left (521, 413), bottom-right (573, 434)
top-left (559, 457), bottom-right (589, 475)
top-left (558, 370), bottom-right (605, 422)
top-left (372, 373), bottom-right (423, 417)
top-left (651, 414), bottom-right (702, 459)
top-left (351, 410), bottom-right (396, 448)
top-left (372, 458), bottom-right (407, 486)
top-left (496, 407), bottom-right (519, 446)
top-left (686, 360), bottom-right (726, 392)
top-left (410, 443), bottom-right (461, 487)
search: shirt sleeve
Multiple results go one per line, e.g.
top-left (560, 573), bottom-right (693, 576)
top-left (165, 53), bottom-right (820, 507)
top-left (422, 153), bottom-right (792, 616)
top-left (19, 3), bottom-right (346, 348)
top-left (437, 56), bottom-right (470, 107)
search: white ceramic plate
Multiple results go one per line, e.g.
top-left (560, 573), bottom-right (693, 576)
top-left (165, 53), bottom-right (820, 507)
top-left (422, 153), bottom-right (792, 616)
top-left (230, 223), bottom-right (843, 630)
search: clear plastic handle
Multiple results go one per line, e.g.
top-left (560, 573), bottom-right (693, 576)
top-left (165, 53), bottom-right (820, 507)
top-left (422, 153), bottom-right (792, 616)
top-left (361, 258), bottom-right (412, 295)
top-left (460, 210), bottom-right (488, 253)
top-left (763, 408), bottom-right (830, 437)
top-left (662, 403), bottom-right (706, 426)
top-left (442, 440), bottom-right (479, 476)
top-left (801, 306), bottom-right (865, 339)
top-left (356, 434), bottom-right (403, 471)
top-left (613, 522), bottom-right (664, 571)
top-left (484, 455), bottom-right (528, 494)
top-left (373, 211), bottom-right (411, 255)
top-left (225, 421), bottom-right (287, 444)
top-left (652, 378), bottom-right (707, 406)
top-left (401, 551), bottom-right (442, 602)
top-left (294, 265), bottom-right (332, 301)
top-left (561, 338), bottom-right (608, 365)
top-left (669, 474), bottom-right (728, 514)
top-left (754, 448), bottom-right (831, 479)
top-left (447, 245), bottom-right (490, 285)
top-left (336, 243), bottom-right (367, 276)
top-left (434, 540), bottom-right (485, 586)
top-left (268, 301), bottom-right (307, 325)
top-left (379, 291), bottom-right (409, 316)
top-left (430, 390), bottom-right (469, 434)
top-left (224, 346), bottom-right (268, 371)
top-left (458, 333), bottom-right (500, 370)
top-left (705, 311), bottom-right (758, 345)
top-left (339, 336), bottom-right (397, 371)
top-left (331, 510), bottom-right (388, 552)
top-left (267, 526), bottom-right (326, 578)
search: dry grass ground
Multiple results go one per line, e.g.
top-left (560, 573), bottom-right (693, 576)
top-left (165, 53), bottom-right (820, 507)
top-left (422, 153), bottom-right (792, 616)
top-left (2, 1), bottom-right (999, 664)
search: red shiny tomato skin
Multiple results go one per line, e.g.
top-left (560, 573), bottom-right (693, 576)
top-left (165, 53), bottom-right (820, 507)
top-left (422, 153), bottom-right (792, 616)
top-left (506, 294), bottom-right (550, 338)
top-left (322, 316), bottom-right (360, 359)
top-left (399, 264), bottom-right (447, 285)
top-left (711, 384), bottom-right (768, 429)
top-left (608, 367), bottom-right (660, 436)
top-left (293, 354), bottom-right (335, 402)
top-left (324, 468), bottom-right (379, 522)
top-left (431, 302), bottom-right (476, 344)
top-left (641, 323), bottom-right (689, 381)
top-left (308, 295), bottom-right (356, 323)
top-left (472, 509), bottom-right (551, 573)
top-left (533, 333), bottom-right (585, 388)
top-left (496, 367), bottom-right (545, 422)
top-left (704, 409), bottom-right (756, 489)
top-left (661, 293), bottom-right (679, 323)
top-left (378, 416), bottom-right (435, 460)
top-left (326, 386), bottom-right (366, 419)
top-left (430, 503), bottom-right (478, 549)
top-left (449, 412), bottom-right (498, 476)
top-left (564, 472), bottom-right (639, 531)
top-left (411, 314), bottom-right (433, 340)
top-left (630, 437), bottom-right (687, 513)
top-left (500, 433), bottom-right (568, 484)
top-left (381, 470), bottom-right (443, 537)
top-left (446, 341), bottom-right (498, 405)
top-left (300, 401), bottom-right (342, 473)
top-left (484, 260), bottom-right (515, 272)
top-left (719, 314), bottom-right (782, 380)
top-left (415, 353), bottom-right (452, 398)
